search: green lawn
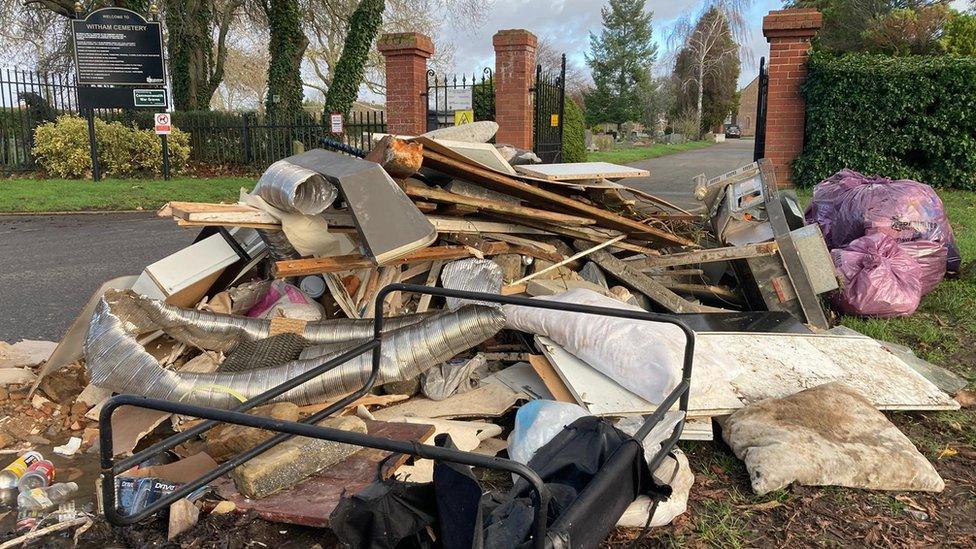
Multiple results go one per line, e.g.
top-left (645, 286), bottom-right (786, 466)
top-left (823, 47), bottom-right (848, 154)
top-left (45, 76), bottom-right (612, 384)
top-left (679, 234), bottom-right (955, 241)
top-left (0, 177), bottom-right (252, 213)
top-left (586, 140), bottom-right (717, 164)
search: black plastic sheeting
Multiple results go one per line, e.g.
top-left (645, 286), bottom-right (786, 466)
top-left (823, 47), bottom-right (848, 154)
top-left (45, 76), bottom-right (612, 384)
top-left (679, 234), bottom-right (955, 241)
top-left (330, 417), bottom-right (670, 548)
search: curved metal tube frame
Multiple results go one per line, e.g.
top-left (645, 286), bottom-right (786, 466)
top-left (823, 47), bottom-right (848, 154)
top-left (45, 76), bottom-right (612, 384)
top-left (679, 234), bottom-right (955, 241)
top-left (99, 284), bottom-right (696, 549)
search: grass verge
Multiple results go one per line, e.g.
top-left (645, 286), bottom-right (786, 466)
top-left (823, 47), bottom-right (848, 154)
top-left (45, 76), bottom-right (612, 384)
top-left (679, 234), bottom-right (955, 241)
top-left (0, 177), bottom-right (252, 213)
top-left (586, 140), bottom-right (717, 164)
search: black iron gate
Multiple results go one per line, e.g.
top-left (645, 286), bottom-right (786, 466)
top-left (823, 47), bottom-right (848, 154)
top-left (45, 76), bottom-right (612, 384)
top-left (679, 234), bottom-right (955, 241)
top-left (425, 68), bottom-right (494, 131)
top-left (533, 54), bottom-right (566, 163)
top-left (753, 56), bottom-right (769, 162)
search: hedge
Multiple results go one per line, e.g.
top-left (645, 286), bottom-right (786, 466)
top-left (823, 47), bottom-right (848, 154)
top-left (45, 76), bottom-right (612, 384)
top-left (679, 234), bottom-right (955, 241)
top-left (562, 98), bottom-right (586, 162)
top-left (794, 52), bottom-right (976, 189)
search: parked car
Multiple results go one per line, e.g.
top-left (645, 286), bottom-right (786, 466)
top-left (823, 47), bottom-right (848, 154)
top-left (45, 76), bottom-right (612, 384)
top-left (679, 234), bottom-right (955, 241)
top-left (725, 124), bottom-right (742, 138)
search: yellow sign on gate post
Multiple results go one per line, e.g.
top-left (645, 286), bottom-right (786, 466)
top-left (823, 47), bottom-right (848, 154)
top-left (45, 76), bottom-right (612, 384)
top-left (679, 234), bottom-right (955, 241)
top-left (454, 109), bottom-right (474, 126)
top-left (550, 114), bottom-right (560, 127)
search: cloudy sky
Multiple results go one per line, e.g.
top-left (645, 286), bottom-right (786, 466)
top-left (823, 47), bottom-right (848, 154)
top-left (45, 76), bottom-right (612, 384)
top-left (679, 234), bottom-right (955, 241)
top-left (437, 0), bottom-right (786, 89)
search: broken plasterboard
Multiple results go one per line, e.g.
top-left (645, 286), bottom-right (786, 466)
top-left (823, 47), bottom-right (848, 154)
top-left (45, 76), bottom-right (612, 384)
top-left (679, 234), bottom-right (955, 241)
top-left (689, 333), bottom-right (959, 415)
top-left (514, 162), bottom-right (649, 181)
top-left (536, 336), bottom-right (657, 416)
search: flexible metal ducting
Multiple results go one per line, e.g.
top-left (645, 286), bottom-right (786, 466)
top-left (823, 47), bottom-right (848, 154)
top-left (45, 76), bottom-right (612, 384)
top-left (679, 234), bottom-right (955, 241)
top-left (252, 159), bottom-right (339, 215)
top-left (256, 229), bottom-right (302, 261)
top-left (85, 294), bottom-right (505, 409)
top-left (103, 290), bottom-right (431, 353)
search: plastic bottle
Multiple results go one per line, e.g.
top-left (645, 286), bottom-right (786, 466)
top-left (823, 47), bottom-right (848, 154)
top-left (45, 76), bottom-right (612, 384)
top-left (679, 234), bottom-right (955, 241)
top-left (17, 459), bottom-right (55, 492)
top-left (0, 452), bottom-right (43, 490)
top-left (17, 482), bottom-right (79, 512)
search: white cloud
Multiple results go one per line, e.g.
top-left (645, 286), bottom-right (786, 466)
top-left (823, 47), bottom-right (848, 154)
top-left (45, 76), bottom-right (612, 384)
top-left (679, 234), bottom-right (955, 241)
top-left (438, 0), bottom-right (785, 88)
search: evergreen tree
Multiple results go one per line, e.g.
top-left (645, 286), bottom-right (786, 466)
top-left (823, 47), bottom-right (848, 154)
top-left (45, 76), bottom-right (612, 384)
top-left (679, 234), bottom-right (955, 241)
top-left (324, 0), bottom-right (385, 117)
top-left (265, 0), bottom-right (308, 119)
top-left (584, 0), bottom-right (657, 128)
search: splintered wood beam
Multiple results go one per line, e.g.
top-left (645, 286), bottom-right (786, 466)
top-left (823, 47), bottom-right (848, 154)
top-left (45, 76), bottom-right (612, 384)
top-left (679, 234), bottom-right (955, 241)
top-left (578, 241), bottom-right (718, 313)
top-left (625, 242), bottom-right (779, 270)
top-left (404, 183), bottom-right (596, 226)
top-left (274, 243), bottom-right (512, 277)
top-left (485, 213), bottom-right (660, 255)
top-left (421, 149), bottom-right (695, 247)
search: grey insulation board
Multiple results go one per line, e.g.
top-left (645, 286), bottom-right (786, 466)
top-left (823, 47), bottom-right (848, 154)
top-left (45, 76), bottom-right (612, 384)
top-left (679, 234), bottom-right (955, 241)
top-left (285, 149), bottom-right (436, 264)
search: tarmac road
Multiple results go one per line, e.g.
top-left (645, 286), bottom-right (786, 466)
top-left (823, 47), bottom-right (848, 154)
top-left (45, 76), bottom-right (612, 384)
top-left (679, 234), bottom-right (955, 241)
top-left (0, 139), bottom-right (754, 342)
top-left (625, 138), bottom-right (755, 212)
top-left (0, 212), bottom-right (195, 342)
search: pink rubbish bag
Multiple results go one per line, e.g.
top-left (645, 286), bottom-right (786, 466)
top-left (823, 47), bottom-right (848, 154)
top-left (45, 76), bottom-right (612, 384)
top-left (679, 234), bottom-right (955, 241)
top-left (831, 233), bottom-right (922, 318)
top-left (246, 280), bottom-right (324, 321)
top-left (805, 169), bottom-right (960, 274)
top-left (899, 240), bottom-right (947, 296)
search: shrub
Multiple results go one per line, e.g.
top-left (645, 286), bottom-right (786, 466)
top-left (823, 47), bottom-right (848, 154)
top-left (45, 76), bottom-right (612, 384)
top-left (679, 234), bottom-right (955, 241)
top-left (942, 12), bottom-right (976, 56)
top-left (562, 98), bottom-right (586, 162)
top-left (32, 115), bottom-right (191, 179)
top-left (794, 53), bottom-right (976, 190)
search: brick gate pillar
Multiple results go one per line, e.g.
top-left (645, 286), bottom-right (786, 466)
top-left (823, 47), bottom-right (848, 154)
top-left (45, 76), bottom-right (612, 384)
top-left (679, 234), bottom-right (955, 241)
top-left (493, 29), bottom-right (537, 149)
top-left (378, 32), bottom-right (434, 136)
top-left (762, 9), bottom-right (822, 187)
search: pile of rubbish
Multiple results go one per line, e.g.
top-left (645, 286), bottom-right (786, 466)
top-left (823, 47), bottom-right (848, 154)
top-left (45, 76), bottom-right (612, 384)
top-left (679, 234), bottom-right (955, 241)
top-left (2, 121), bottom-right (968, 546)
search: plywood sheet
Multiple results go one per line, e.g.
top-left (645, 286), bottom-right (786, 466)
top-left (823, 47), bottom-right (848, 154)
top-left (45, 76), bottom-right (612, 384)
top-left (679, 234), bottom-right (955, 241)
top-left (514, 162), bottom-right (649, 181)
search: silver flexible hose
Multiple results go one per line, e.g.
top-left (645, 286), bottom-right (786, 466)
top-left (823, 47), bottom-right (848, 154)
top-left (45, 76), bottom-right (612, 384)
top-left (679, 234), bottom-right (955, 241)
top-left (104, 290), bottom-right (432, 353)
top-left (85, 295), bottom-right (505, 408)
top-left (252, 159), bottom-right (338, 215)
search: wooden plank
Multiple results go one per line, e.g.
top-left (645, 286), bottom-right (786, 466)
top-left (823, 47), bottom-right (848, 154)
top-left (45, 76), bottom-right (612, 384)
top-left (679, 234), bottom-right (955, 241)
top-left (662, 283), bottom-right (743, 304)
top-left (427, 216), bottom-right (554, 236)
top-left (442, 233), bottom-right (564, 263)
top-left (487, 213), bottom-right (660, 255)
top-left (211, 420), bottom-right (434, 527)
top-left (167, 202), bottom-right (278, 225)
top-left (626, 242), bottom-right (779, 271)
top-left (482, 233), bottom-right (559, 254)
top-left (581, 243), bottom-right (710, 313)
top-left (421, 149), bottom-right (694, 246)
top-left (404, 183), bottom-right (596, 226)
top-left (175, 219), bottom-right (282, 230)
top-left (528, 354), bottom-right (576, 404)
top-left (514, 162), bottom-right (649, 181)
top-left (415, 260), bottom-right (444, 313)
top-left (274, 243), bottom-right (513, 277)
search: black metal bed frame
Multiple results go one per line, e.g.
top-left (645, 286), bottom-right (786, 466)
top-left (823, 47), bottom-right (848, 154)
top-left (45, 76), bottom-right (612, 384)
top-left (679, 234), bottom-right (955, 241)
top-left (98, 284), bottom-right (695, 548)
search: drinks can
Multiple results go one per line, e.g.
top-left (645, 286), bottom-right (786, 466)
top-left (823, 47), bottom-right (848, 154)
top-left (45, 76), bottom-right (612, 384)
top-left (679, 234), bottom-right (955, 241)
top-left (18, 460), bottom-right (55, 491)
top-left (0, 452), bottom-right (43, 489)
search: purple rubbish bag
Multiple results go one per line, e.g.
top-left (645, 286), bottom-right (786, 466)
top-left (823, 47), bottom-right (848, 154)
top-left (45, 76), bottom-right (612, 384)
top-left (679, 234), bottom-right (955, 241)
top-left (899, 240), bottom-right (947, 296)
top-left (831, 233), bottom-right (922, 318)
top-left (805, 169), bottom-right (960, 273)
